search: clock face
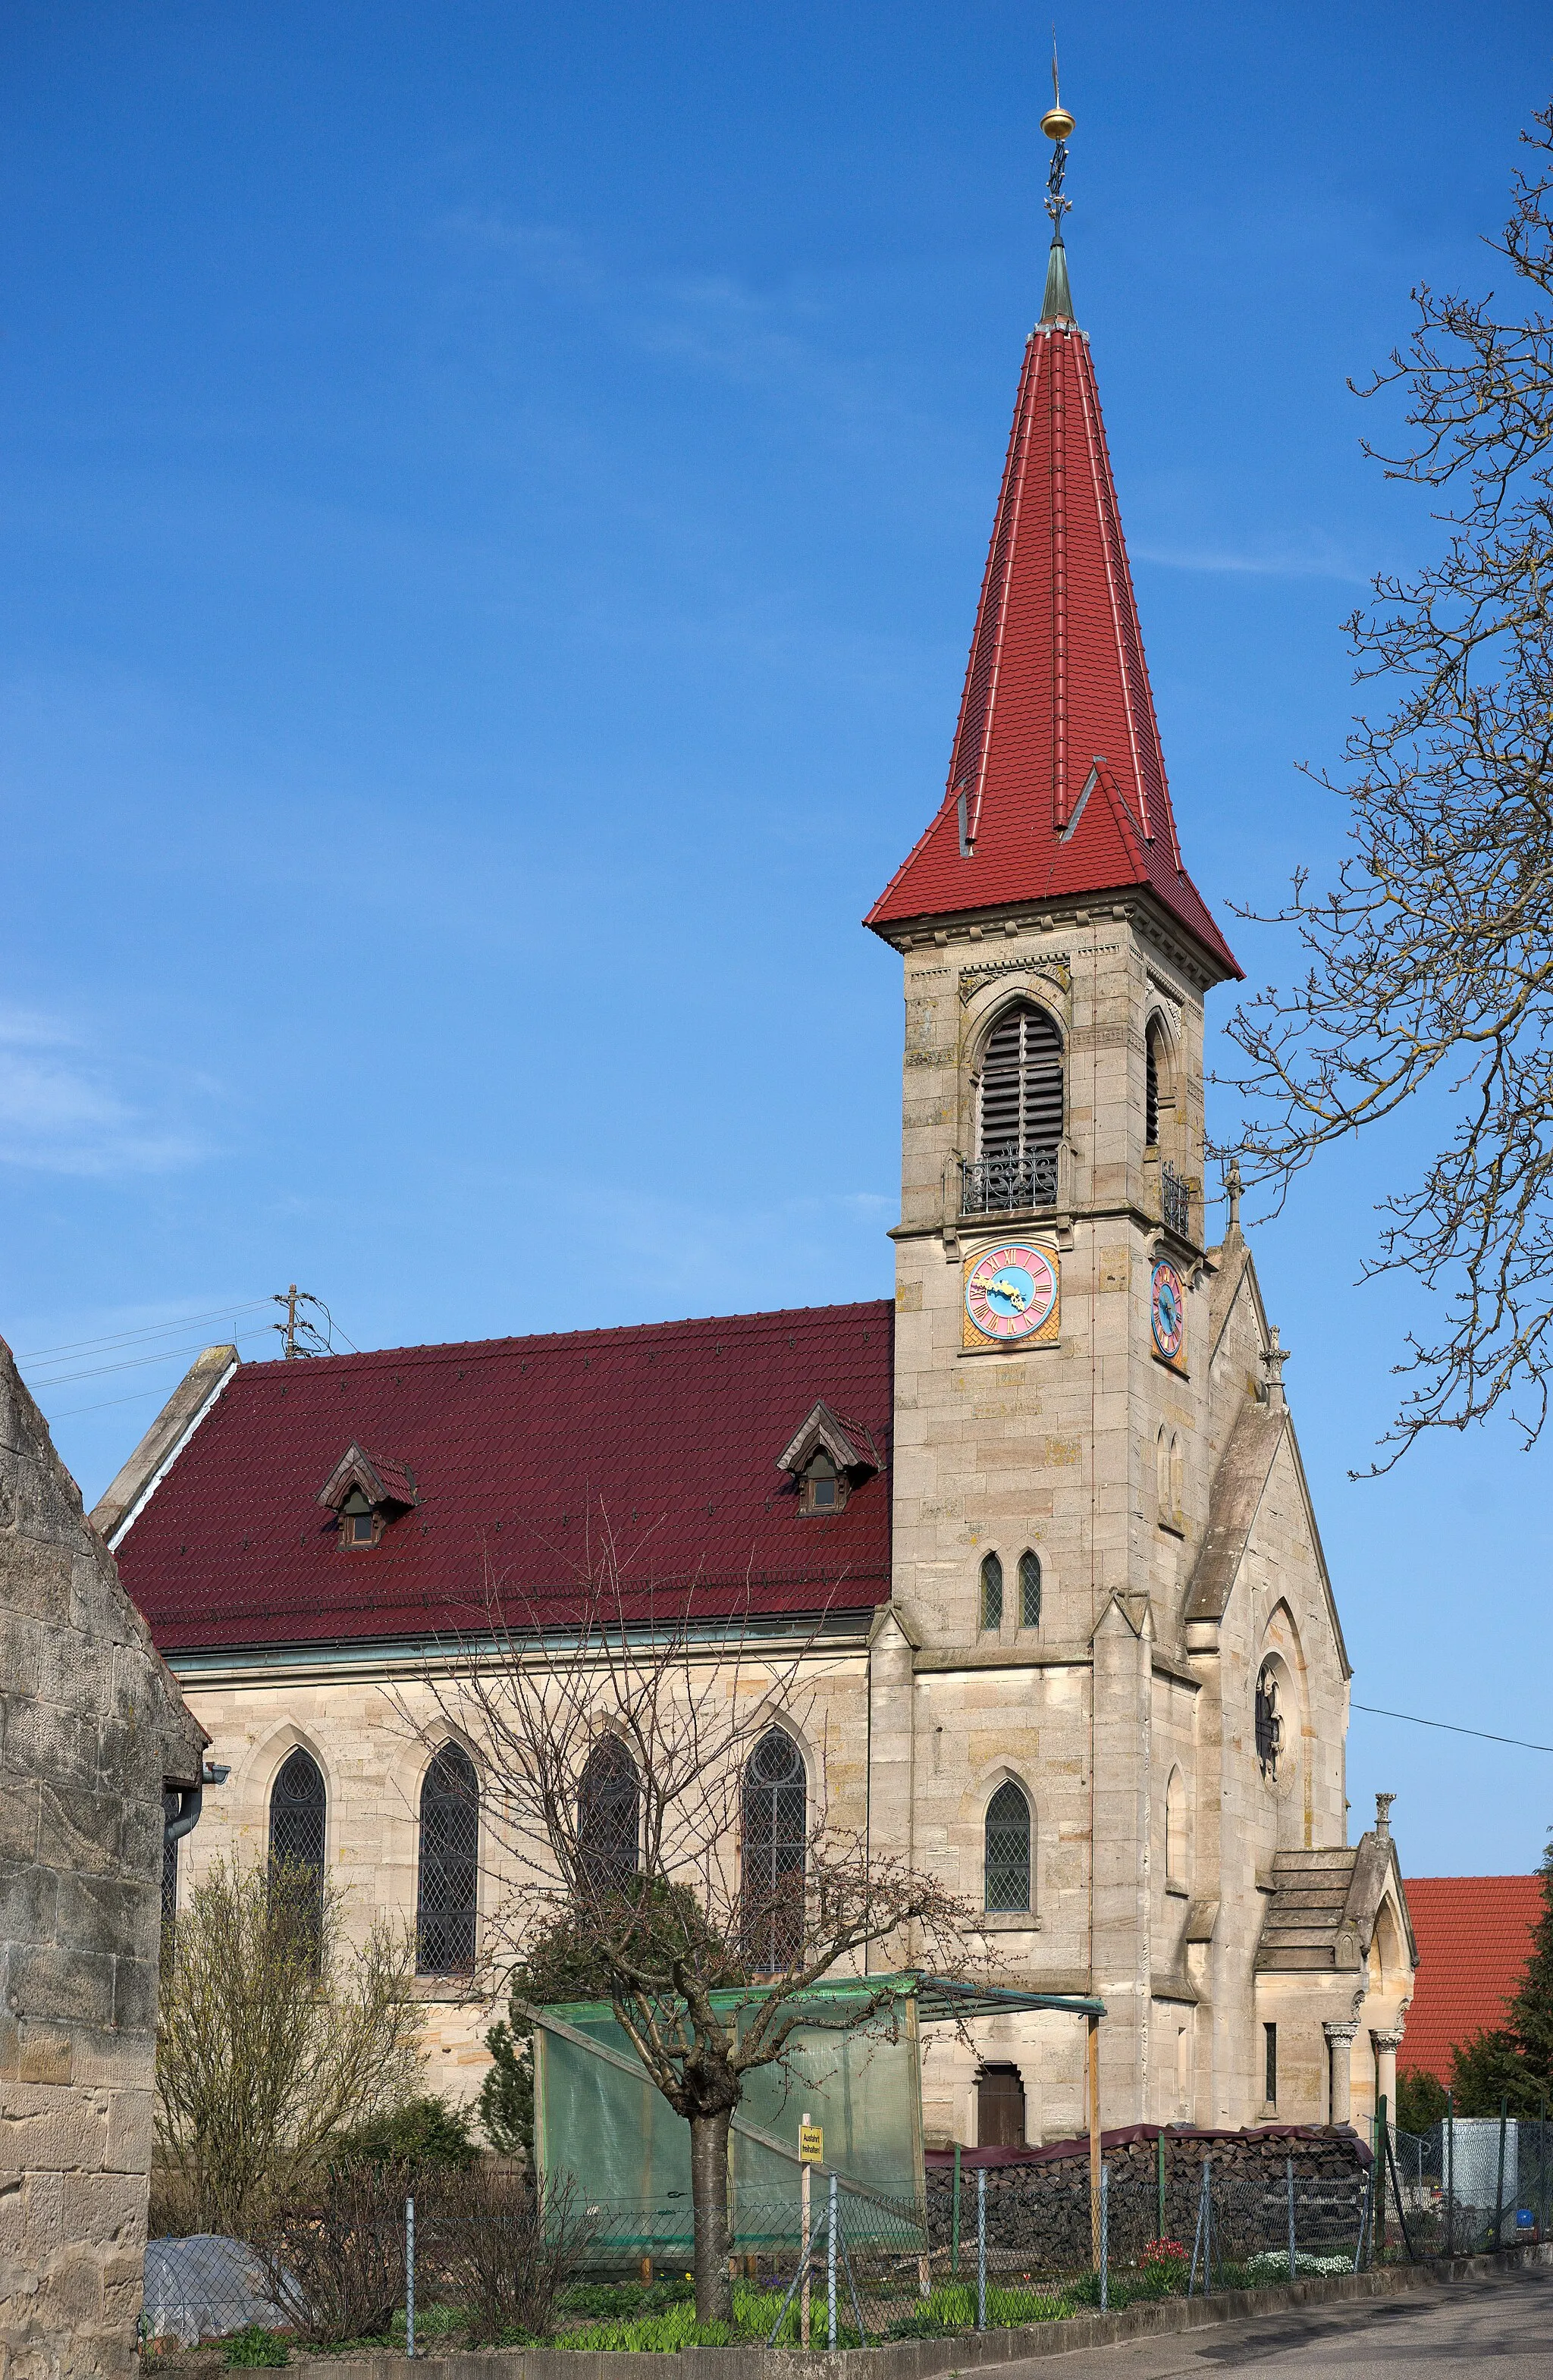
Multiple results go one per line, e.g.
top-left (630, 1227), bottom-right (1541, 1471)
top-left (964, 1243), bottom-right (1058, 1343)
top-left (1151, 1259), bottom-right (1186, 1362)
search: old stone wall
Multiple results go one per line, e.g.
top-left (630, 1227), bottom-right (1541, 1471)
top-left (0, 1334), bottom-right (205, 2380)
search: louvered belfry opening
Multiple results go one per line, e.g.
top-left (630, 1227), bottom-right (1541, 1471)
top-left (416, 1742), bottom-right (480, 1975)
top-left (965, 1000), bottom-right (1062, 1212)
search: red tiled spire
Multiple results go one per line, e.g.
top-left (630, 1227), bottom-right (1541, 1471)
top-left (867, 239), bottom-right (1239, 979)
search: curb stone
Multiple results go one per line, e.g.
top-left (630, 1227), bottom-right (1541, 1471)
top-left (284, 2241), bottom-right (1553, 2380)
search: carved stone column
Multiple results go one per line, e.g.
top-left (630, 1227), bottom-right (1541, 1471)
top-left (1372, 2028), bottom-right (1404, 2128)
top-left (1324, 2021), bottom-right (1359, 2125)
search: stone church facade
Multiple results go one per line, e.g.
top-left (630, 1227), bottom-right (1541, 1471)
top-left (98, 212), bottom-right (1415, 2149)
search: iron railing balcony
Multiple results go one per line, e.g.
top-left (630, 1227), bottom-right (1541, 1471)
top-left (960, 1148), bottom-right (1059, 1216)
top-left (1161, 1162), bottom-right (1191, 1238)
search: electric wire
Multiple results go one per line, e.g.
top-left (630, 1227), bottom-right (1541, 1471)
top-left (17, 1297), bottom-right (275, 1364)
top-left (1352, 1701), bottom-right (1553, 1755)
top-left (23, 1325), bottom-right (275, 1389)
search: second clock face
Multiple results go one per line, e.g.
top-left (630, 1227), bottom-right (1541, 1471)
top-left (1151, 1259), bottom-right (1186, 1362)
top-left (964, 1243), bottom-right (1059, 1343)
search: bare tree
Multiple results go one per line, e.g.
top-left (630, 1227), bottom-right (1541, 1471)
top-left (416, 1538), bottom-right (978, 2324)
top-left (1221, 103), bottom-right (1553, 1463)
top-left (155, 1855), bottom-right (422, 2237)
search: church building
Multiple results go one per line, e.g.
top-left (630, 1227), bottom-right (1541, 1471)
top-left (99, 140), bottom-right (1415, 2149)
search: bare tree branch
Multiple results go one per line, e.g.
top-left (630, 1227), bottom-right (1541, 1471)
top-left (406, 1521), bottom-right (979, 2322)
top-left (1216, 102), bottom-right (1553, 1465)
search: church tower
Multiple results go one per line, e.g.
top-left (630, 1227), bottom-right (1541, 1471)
top-left (865, 109), bottom-right (1266, 2135)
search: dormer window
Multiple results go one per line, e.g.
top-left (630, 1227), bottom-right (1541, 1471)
top-left (800, 1449), bottom-right (841, 1514)
top-left (317, 1443), bottom-right (418, 1552)
top-left (341, 1488), bottom-right (378, 1549)
top-left (775, 1400), bottom-right (880, 1518)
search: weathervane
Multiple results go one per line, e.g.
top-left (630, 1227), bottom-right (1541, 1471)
top-left (1040, 37), bottom-right (1075, 234)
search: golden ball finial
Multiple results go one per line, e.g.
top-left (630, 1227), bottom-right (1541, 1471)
top-left (1041, 102), bottom-right (1075, 142)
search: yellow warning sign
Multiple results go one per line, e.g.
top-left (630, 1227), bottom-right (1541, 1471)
top-left (799, 2122), bottom-right (824, 2165)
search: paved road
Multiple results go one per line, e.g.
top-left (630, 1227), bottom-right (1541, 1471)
top-left (999, 2266), bottom-right (1553, 2375)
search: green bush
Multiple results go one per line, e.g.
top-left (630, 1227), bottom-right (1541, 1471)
top-left (223, 2328), bottom-right (290, 2369)
top-left (330, 2094), bottom-right (477, 2169)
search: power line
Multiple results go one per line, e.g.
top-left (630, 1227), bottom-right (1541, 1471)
top-left (17, 1298), bottom-right (275, 1364)
top-left (24, 1325), bottom-right (274, 1389)
top-left (1352, 1701), bottom-right (1553, 1756)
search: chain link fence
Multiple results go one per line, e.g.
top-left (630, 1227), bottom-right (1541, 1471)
top-left (142, 2124), bottom-right (1552, 2356)
top-left (1380, 2118), bottom-right (1553, 2259)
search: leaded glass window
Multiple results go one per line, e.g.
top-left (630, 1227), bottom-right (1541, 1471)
top-left (268, 1746), bottom-right (327, 1941)
top-left (417, 1742), bottom-right (479, 1975)
top-left (1018, 1550), bottom-right (1041, 1629)
top-left (578, 1738), bottom-right (640, 1895)
top-left (984, 1780), bottom-right (1031, 1914)
top-left (980, 1551), bottom-right (1003, 1633)
top-left (742, 1728), bottom-right (806, 1973)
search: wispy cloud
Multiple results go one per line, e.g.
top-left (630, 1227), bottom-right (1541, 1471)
top-left (1132, 538), bottom-right (1370, 585)
top-left (438, 209), bottom-right (868, 411)
top-left (0, 1007), bottom-right (211, 1175)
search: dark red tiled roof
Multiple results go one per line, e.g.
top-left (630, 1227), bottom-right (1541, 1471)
top-left (117, 1302), bottom-right (894, 1654)
top-left (866, 311), bottom-right (1238, 980)
top-left (1400, 1876), bottom-right (1542, 2085)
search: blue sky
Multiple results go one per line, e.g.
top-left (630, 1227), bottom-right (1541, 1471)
top-left (3, 3), bottom-right (1549, 1874)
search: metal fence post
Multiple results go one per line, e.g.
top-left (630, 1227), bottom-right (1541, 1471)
top-left (800, 2132), bottom-right (811, 2350)
top-left (1156, 2131), bottom-right (1166, 2247)
top-left (1542, 2100), bottom-right (1549, 2245)
top-left (1100, 2165), bottom-right (1109, 2312)
top-left (1445, 2093), bottom-right (1454, 2259)
top-left (405, 2195), bottom-right (415, 2362)
top-left (1375, 2096), bottom-right (1387, 2256)
top-left (1287, 2154), bottom-right (1297, 2283)
top-left (1495, 2095), bottom-right (1508, 2253)
top-left (976, 2166), bottom-right (987, 2333)
top-left (827, 2173), bottom-right (837, 2350)
top-left (1205, 2156), bottom-right (1213, 2297)
top-left (952, 2142), bottom-right (962, 2277)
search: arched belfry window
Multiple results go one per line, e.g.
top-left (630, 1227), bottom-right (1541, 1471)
top-left (984, 1780), bottom-right (1033, 1914)
top-left (1146, 1021), bottom-right (1166, 1148)
top-left (269, 1747), bottom-right (326, 1939)
top-left (970, 1001), bottom-right (1063, 1211)
top-left (416, 1742), bottom-right (479, 1975)
top-left (742, 1729), bottom-right (806, 1972)
top-left (979, 1551), bottom-right (1003, 1633)
top-left (579, 1738), bottom-right (641, 1893)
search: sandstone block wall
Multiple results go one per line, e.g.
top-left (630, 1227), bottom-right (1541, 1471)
top-left (0, 1336), bottom-right (205, 2380)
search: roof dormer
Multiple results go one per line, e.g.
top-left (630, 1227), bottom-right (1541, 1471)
top-left (318, 1443), bottom-right (418, 1551)
top-left (775, 1402), bottom-right (880, 1516)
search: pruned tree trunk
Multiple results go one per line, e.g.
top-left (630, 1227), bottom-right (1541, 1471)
top-left (689, 2108), bottom-right (733, 2325)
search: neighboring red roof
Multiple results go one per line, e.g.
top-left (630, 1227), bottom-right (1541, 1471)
top-left (1400, 1876), bottom-right (1542, 2084)
top-left (116, 1302), bottom-right (893, 1653)
top-left (866, 288), bottom-right (1238, 979)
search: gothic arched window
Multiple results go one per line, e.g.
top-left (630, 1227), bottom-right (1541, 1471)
top-left (578, 1738), bottom-right (641, 1894)
top-left (416, 1742), bottom-right (479, 1975)
top-left (979, 1551), bottom-right (1003, 1633)
top-left (1018, 1549), bottom-right (1042, 1629)
top-left (1165, 1764), bottom-right (1187, 1889)
top-left (742, 1728), bottom-right (806, 1973)
top-left (977, 1002), bottom-right (1062, 1206)
top-left (268, 1746), bottom-right (326, 1941)
top-left (984, 1780), bottom-right (1033, 1914)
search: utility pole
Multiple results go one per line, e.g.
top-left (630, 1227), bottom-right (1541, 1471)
top-left (280, 1284), bottom-right (300, 1359)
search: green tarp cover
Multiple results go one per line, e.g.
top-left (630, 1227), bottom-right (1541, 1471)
top-left (532, 1983), bottom-right (924, 2249)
